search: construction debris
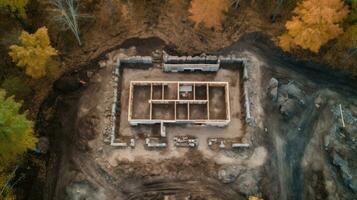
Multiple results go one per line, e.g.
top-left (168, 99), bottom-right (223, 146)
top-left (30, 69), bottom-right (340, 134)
top-left (173, 136), bottom-right (198, 148)
top-left (208, 138), bottom-right (249, 150)
top-left (145, 138), bottom-right (167, 148)
top-left (111, 137), bottom-right (135, 148)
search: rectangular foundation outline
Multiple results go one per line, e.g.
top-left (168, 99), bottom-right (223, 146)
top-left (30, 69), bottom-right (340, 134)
top-left (128, 81), bottom-right (230, 126)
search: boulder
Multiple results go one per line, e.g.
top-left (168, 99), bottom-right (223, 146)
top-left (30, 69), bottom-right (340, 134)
top-left (279, 98), bottom-right (298, 118)
top-left (331, 152), bottom-right (357, 192)
top-left (236, 169), bottom-right (261, 196)
top-left (65, 182), bottom-right (107, 200)
top-left (218, 165), bottom-right (245, 184)
top-left (314, 95), bottom-right (323, 108)
top-left (268, 78), bottom-right (279, 101)
top-left (280, 82), bottom-right (304, 103)
top-left (269, 78), bottom-right (279, 89)
top-left (270, 87), bottom-right (278, 101)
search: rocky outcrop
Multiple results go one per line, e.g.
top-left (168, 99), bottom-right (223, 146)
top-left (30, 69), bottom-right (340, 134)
top-left (324, 103), bottom-right (357, 192)
top-left (236, 170), bottom-right (260, 196)
top-left (65, 182), bottom-right (107, 200)
top-left (218, 165), bottom-right (261, 196)
top-left (268, 78), bottom-right (305, 119)
top-left (218, 165), bottom-right (245, 183)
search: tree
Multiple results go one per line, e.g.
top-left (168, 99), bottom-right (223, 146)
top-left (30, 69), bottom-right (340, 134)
top-left (9, 27), bottom-right (58, 79)
top-left (49, 0), bottom-right (92, 46)
top-left (0, 89), bottom-right (36, 168)
top-left (189, 0), bottom-right (230, 29)
top-left (0, 0), bottom-right (28, 18)
top-left (1, 76), bottom-right (32, 100)
top-left (0, 0), bottom-right (29, 29)
top-left (334, 25), bottom-right (357, 59)
top-left (231, 0), bottom-right (241, 8)
top-left (0, 89), bottom-right (36, 198)
top-left (271, 0), bottom-right (285, 22)
top-left (278, 0), bottom-right (349, 53)
top-left (345, 0), bottom-right (357, 24)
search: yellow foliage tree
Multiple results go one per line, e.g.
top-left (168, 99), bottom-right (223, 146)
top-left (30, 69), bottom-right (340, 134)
top-left (9, 27), bottom-right (58, 79)
top-left (278, 0), bottom-right (349, 53)
top-left (189, 0), bottom-right (230, 29)
top-left (0, 89), bottom-right (36, 199)
top-left (0, 0), bottom-right (28, 18)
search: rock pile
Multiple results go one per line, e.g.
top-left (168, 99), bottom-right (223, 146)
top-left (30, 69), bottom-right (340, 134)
top-left (268, 78), bottom-right (305, 119)
top-left (325, 103), bottom-right (357, 192)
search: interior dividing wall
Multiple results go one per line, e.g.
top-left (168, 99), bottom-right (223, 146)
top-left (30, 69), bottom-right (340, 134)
top-left (128, 81), bottom-right (230, 124)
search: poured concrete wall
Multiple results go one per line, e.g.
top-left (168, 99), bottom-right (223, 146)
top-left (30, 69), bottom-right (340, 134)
top-left (128, 81), bottom-right (230, 126)
top-left (162, 54), bottom-right (244, 72)
top-left (163, 63), bottom-right (220, 72)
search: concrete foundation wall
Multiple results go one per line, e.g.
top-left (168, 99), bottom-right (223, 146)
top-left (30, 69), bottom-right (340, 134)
top-left (163, 63), bottom-right (219, 72)
top-left (119, 56), bottom-right (152, 64)
top-left (109, 55), bottom-right (255, 148)
top-left (163, 54), bottom-right (244, 72)
top-left (128, 81), bottom-right (230, 126)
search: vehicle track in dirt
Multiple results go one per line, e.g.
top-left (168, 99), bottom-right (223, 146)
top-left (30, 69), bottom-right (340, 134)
top-left (127, 179), bottom-right (244, 200)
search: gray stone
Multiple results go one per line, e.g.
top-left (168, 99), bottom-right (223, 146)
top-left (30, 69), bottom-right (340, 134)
top-left (349, 104), bottom-right (357, 116)
top-left (270, 87), bottom-right (278, 101)
top-left (236, 169), bottom-right (260, 195)
top-left (218, 165), bottom-right (245, 184)
top-left (279, 98), bottom-right (298, 117)
top-left (66, 182), bottom-right (107, 200)
top-left (281, 82), bottom-right (303, 101)
top-left (314, 95), bottom-right (323, 107)
top-left (268, 78), bottom-right (279, 101)
top-left (103, 138), bottom-right (111, 144)
top-left (269, 78), bottom-right (279, 89)
top-left (36, 137), bottom-right (49, 154)
top-left (87, 71), bottom-right (94, 78)
top-left (332, 152), bottom-right (357, 191)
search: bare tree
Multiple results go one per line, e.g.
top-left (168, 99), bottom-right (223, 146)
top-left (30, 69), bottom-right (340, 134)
top-left (48, 0), bottom-right (91, 46)
top-left (231, 0), bottom-right (241, 8)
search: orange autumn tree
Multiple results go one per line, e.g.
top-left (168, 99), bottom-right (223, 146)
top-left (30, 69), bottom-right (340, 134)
top-left (189, 0), bottom-right (230, 29)
top-left (278, 0), bottom-right (349, 53)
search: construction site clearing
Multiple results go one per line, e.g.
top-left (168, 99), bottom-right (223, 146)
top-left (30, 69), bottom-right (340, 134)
top-left (105, 54), bottom-right (254, 162)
